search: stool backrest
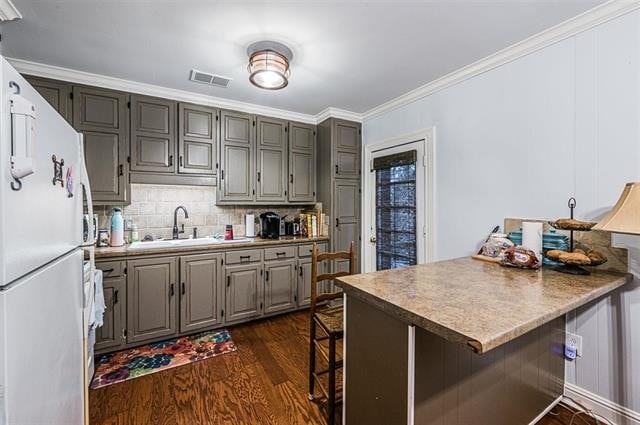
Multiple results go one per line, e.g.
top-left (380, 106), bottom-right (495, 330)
top-left (310, 241), bottom-right (356, 312)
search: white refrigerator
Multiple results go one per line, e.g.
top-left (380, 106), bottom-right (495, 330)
top-left (0, 57), bottom-right (93, 425)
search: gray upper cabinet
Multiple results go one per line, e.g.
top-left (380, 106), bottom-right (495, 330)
top-left (180, 253), bottom-right (223, 333)
top-left (288, 122), bottom-right (316, 203)
top-left (263, 259), bottom-right (295, 314)
top-left (218, 110), bottom-right (255, 203)
top-left (126, 257), bottom-right (178, 344)
top-left (73, 86), bottom-right (129, 204)
top-left (224, 263), bottom-right (262, 323)
top-left (95, 276), bottom-right (126, 351)
top-left (130, 95), bottom-right (176, 174)
top-left (178, 103), bottom-right (218, 176)
top-left (256, 116), bottom-right (287, 203)
top-left (25, 76), bottom-right (72, 123)
top-left (334, 119), bottom-right (361, 179)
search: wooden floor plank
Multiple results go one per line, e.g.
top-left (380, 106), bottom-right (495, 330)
top-left (90, 310), bottom-right (595, 425)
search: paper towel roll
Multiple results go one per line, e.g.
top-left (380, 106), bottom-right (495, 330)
top-left (245, 214), bottom-right (255, 238)
top-left (522, 221), bottom-right (543, 260)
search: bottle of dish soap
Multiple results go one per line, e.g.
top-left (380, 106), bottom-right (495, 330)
top-left (110, 208), bottom-right (125, 247)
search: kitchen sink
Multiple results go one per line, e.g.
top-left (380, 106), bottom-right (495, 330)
top-left (127, 237), bottom-right (254, 251)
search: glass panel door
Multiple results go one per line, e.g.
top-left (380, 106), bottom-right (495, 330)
top-left (375, 153), bottom-right (417, 270)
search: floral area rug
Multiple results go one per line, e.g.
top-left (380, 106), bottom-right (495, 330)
top-left (90, 329), bottom-right (236, 389)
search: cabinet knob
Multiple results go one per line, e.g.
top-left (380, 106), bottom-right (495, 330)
top-left (181, 282), bottom-right (186, 295)
top-left (168, 155), bottom-right (174, 166)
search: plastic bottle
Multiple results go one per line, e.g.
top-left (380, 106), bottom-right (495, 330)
top-left (110, 208), bottom-right (125, 247)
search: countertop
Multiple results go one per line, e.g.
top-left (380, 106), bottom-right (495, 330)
top-left (335, 257), bottom-right (632, 354)
top-left (94, 236), bottom-right (330, 259)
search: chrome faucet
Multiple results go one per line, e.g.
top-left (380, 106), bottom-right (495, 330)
top-left (172, 206), bottom-right (189, 239)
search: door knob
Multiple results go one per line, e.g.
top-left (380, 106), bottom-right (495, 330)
top-left (369, 236), bottom-right (377, 243)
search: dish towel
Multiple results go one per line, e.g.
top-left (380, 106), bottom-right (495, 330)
top-left (93, 269), bottom-right (106, 329)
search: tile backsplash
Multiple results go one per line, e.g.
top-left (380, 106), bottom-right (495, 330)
top-left (94, 184), bottom-right (309, 240)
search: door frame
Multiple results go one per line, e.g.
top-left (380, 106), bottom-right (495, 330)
top-left (362, 128), bottom-right (435, 272)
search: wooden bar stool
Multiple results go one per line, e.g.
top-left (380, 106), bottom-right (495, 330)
top-left (308, 241), bottom-right (355, 425)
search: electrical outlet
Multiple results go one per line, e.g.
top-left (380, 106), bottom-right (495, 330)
top-left (566, 332), bottom-right (583, 357)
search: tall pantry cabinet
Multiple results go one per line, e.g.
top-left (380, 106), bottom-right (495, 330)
top-left (317, 118), bottom-right (362, 273)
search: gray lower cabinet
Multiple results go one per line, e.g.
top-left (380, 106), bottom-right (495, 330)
top-left (224, 263), bottom-right (262, 323)
top-left (127, 257), bottom-right (178, 344)
top-left (263, 259), bottom-right (296, 314)
top-left (178, 103), bottom-right (218, 176)
top-left (95, 276), bottom-right (126, 351)
top-left (218, 110), bottom-right (255, 203)
top-left (130, 95), bottom-right (177, 173)
top-left (179, 253), bottom-right (223, 333)
top-left (25, 76), bottom-right (72, 123)
top-left (73, 85), bottom-right (129, 204)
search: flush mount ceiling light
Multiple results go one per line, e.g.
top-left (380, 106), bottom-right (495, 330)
top-left (247, 41), bottom-right (293, 90)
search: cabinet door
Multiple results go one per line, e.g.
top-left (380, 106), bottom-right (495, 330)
top-left (256, 116), bottom-right (287, 202)
top-left (288, 122), bottom-right (316, 203)
top-left (95, 276), bottom-right (126, 352)
top-left (178, 103), bottom-right (217, 175)
top-left (25, 76), bottom-right (72, 123)
top-left (334, 180), bottom-right (361, 273)
top-left (180, 254), bottom-right (223, 333)
top-left (335, 120), bottom-right (360, 151)
top-left (264, 259), bottom-right (295, 314)
top-left (224, 263), bottom-right (262, 323)
top-left (130, 95), bottom-right (177, 173)
top-left (73, 86), bottom-right (129, 204)
top-left (333, 120), bottom-right (361, 179)
top-left (127, 257), bottom-right (177, 344)
top-left (219, 110), bottom-right (255, 203)
top-left (297, 258), bottom-right (328, 307)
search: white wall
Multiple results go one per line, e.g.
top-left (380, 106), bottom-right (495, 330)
top-left (363, 10), bottom-right (640, 415)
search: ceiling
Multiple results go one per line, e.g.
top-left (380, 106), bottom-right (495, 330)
top-left (1, 0), bottom-right (604, 115)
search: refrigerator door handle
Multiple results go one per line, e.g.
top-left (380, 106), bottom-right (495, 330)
top-left (9, 83), bottom-right (37, 191)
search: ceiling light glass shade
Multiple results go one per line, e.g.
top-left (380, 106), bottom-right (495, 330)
top-left (247, 49), bottom-right (290, 90)
top-left (593, 182), bottom-right (640, 235)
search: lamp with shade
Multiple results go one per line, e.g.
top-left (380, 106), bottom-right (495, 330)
top-left (593, 182), bottom-right (640, 235)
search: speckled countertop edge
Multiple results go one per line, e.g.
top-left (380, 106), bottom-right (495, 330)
top-left (94, 236), bottom-right (330, 259)
top-left (336, 257), bottom-right (632, 354)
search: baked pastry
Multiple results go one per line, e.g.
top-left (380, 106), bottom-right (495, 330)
top-left (587, 249), bottom-right (607, 266)
top-left (549, 218), bottom-right (597, 231)
top-left (546, 250), bottom-right (564, 261)
top-left (558, 251), bottom-right (591, 265)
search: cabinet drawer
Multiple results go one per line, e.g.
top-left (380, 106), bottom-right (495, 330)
top-left (264, 246), bottom-right (295, 261)
top-left (96, 261), bottom-right (125, 278)
top-left (225, 249), bottom-right (263, 265)
top-left (297, 243), bottom-right (328, 258)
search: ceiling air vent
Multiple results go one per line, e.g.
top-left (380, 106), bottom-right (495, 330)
top-left (189, 69), bottom-right (232, 88)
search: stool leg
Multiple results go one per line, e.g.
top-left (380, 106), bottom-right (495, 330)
top-left (328, 333), bottom-right (336, 425)
top-left (309, 319), bottom-right (316, 400)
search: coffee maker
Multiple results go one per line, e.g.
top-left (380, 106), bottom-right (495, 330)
top-left (259, 212), bottom-right (283, 239)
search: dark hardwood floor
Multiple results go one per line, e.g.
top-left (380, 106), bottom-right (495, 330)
top-left (90, 311), bottom-right (594, 425)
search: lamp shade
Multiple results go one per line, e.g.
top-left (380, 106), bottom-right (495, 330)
top-left (593, 182), bottom-right (640, 235)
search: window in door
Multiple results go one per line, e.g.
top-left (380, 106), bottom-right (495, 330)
top-left (374, 150), bottom-right (417, 270)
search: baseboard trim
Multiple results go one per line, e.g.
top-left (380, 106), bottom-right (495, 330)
top-left (529, 396), bottom-right (563, 425)
top-left (565, 383), bottom-right (640, 425)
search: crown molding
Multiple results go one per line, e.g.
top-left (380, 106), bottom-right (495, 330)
top-left (315, 106), bottom-right (363, 123)
top-left (0, 0), bottom-right (20, 21)
top-left (8, 57), bottom-right (363, 125)
top-left (363, 0), bottom-right (640, 121)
